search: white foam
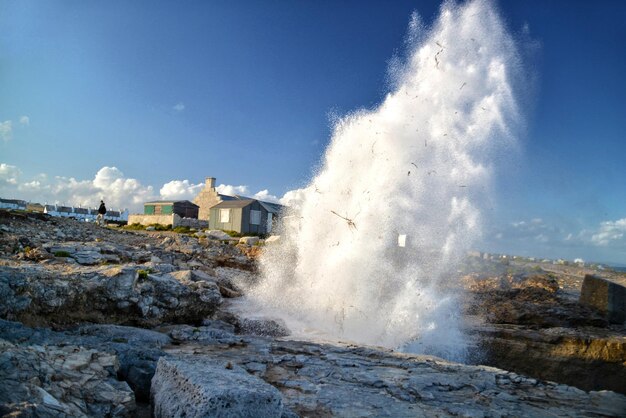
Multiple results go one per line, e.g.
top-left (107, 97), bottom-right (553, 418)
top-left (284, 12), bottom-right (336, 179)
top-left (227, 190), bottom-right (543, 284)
top-left (248, 0), bottom-right (521, 362)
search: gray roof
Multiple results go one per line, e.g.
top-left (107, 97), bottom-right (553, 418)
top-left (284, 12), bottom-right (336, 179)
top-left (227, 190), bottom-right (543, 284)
top-left (259, 201), bottom-right (283, 214)
top-left (211, 199), bottom-right (255, 209)
top-left (0, 198), bottom-right (26, 205)
top-left (217, 194), bottom-right (238, 201)
top-left (144, 200), bottom-right (198, 207)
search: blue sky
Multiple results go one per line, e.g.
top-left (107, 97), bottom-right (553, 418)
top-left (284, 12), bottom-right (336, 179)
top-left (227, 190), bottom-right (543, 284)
top-left (1, 0), bottom-right (625, 263)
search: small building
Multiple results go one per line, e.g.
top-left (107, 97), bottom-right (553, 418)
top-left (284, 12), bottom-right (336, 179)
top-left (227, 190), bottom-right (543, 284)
top-left (0, 198), bottom-right (27, 210)
top-left (193, 177), bottom-right (238, 221)
top-left (128, 200), bottom-right (205, 228)
top-left (43, 204), bottom-right (128, 222)
top-left (209, 198), bottom-right (283, 235)
top-left (26, 203), bottom-right (44, 213)
top-left (143, 200), bottom-right (199, 218)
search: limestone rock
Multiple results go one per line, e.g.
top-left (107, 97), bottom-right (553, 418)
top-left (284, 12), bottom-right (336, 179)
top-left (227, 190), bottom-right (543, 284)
top-left (239, 318), bottom-right (290, 337)
top-left (0, 339), bottom-right (135, 417)
top-left (206, 230), bottom-right (231, 240)
top-left (0, 320), bottom-right (170, 402)
top-left (473, 324), bottom-right (626, 395)
top-left (239, 236), bottom-right (260, 246)
top-left (580, 274), bottom-right (626, 324)
top-left (0, 264), bottom-right (222, 327)
top-left (264, 235), bottom-right (280, 244)
top-left (151, 356), bottom-right (283, 418)
top-left (164, 337), bottom-right (626, 417)
top-left (163, 324), bottom-right (241, 345)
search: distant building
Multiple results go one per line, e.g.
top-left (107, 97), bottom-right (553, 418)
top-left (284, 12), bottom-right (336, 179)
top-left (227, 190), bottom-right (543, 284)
top-left (0, 198), bottom-right (27, 210)
top-left (193, 177), bottom-right (238, 221)
top-left (26, 203), bottom-right (44, 213)
top-left (43, 204), bottom-right (128, 222)
top-left (128, 200), bottom-right (206, 228)
top-left (209, 198), bottom-right (283, 235)
top-left (143, 200), bottom-right (199, 218)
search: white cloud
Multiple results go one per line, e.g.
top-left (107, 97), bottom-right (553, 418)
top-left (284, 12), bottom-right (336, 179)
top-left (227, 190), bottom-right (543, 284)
top-left (1, 164), bottom-right (296, 214)
top-left (492, 217), bottom-right (563, 245)
top-left (0, 163), bottom-right (21, 185)
top-left (216, 184), bottom-right (250, 197)
top-left (0, 164), bottom-right (157, 212)
top-left (279, 187), bottom-right (309, 208)
top-left (252, 189), bottom-right (280, 203)
top-left (173, 102), bottom-right (185, 112)
top-left (0, 121), bottom-right (12, 142)
top-left (19, 116), bottom-right (29, 126)
top-left (216, 183), bottom-right (299, 205)
top-left (591, 218), bottom-right (626, 246)
top-left (160, 180), bottom-right (203, 200)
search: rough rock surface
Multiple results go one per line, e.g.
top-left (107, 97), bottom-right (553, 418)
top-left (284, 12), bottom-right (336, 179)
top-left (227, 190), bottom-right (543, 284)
top-left (0, 320), bottom-right (171, 402)
top-left (0, 338), bottom-right (135, 417)
top-left (463, 272), bottom-right (626, 394)
top-left (474, 324), bottom-right (626, 394)
top-left (2, 211), bottom-right (626, 416)
top-left (580, 274), bottom-right (626, 324)
top-left (166, 337), bottom-right (626, 417)
top-left (151, 356), bottom-right (284, 418)
top-left (0, 264), bottom-right (221, 327)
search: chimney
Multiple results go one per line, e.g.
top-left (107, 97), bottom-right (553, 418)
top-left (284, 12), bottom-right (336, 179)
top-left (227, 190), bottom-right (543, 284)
top-left (205, 177), bottom-right (216, 189)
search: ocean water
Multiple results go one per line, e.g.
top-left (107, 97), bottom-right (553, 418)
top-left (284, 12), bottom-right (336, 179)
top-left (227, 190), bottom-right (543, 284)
top-left (247, 0), bottom-right (522, 362)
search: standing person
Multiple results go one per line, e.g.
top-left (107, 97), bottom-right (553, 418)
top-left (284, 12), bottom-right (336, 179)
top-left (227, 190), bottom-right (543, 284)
top-left (97, 200), bottom-right (107, 226)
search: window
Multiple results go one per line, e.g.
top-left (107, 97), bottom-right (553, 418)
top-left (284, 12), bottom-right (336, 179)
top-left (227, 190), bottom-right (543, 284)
top-left (250, 210), bottom-right (261, 225)
top-left (220, 209), bottom-right (230, 223)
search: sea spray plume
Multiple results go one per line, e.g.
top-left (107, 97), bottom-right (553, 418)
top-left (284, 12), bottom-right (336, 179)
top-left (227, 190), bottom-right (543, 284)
top-left (250, 0), bottom-right (521, 361)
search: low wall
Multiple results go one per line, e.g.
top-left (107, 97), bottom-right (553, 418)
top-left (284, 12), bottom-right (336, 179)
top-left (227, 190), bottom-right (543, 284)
top-left (128, 214), bottom-right (176, 226)
top-left (177, 218), bottom-right (208, 229)
top-left (127, 214), bottom-right (207, 229)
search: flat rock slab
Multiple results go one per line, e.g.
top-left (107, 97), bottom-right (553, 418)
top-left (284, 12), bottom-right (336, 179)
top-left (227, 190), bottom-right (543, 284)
top-left (165, 338), bottom-right (626, 417)
top-left (151, 356), bottom-right (283, 418)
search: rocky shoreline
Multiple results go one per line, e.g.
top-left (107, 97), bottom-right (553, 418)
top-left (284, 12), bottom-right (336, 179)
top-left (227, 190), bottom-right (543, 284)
top-left (1, 209), bottom-right (625, 417)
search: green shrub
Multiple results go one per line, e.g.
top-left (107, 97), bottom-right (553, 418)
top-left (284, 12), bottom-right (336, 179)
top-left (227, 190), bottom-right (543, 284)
top-left (124, 223), bottom-right (145, 230)
top-left (149, 223), bottom-right (171, 231)
top-left (172, 226), bottom-right (192, 234)
top-left (54, 251), bottom-right (70, 257)
top-left (137, 269), bottom-right (149, 279)
top-left (223, 230), bottom-right (242, 237)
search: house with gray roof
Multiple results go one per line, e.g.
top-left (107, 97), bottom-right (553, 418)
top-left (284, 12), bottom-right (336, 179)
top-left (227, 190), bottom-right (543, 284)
top-left (209, 198), bottom-right (284, 235)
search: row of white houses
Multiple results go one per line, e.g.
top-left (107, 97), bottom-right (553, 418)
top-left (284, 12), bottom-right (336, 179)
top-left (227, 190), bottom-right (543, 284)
top-left (0, 198), bottom-right (128, 222)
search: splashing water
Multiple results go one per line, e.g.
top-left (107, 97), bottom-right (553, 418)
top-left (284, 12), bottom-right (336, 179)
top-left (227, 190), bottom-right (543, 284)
top-left (248, 0), bottom-right (521, 361)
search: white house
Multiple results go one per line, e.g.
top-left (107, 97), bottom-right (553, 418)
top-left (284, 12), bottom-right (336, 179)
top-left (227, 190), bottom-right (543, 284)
top-left (0, 198), bottom-right (27, 210)
top-left (43, 204), bottom-right (128, 223)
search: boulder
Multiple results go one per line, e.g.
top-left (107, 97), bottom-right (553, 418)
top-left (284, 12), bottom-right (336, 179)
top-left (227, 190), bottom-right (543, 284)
top-left (264, 235), bottom-right (280, 244)
top-left (206, 230), bottom-right (232, 240)
top-left (163, 324), bottom-right (241, 345)
top-left (0, 320), bottom-right (170, 403)
top-left (239, 318), bottom-right (290, 337)
top-left (0, 339), bottom-right (135, 417)
top-left (151, 356), bottom-right (283, 418)
top-left (239, 236), bottom-right (260, 246)
top-left (580, 274), bottom-right (626, 324)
